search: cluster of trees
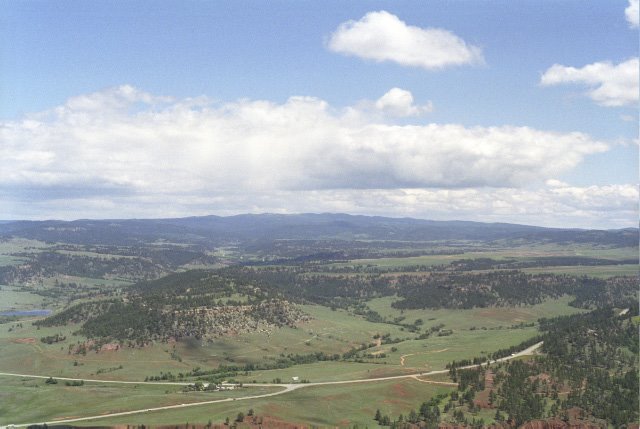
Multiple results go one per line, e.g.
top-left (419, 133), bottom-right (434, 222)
top-left (219, 265), bottom-right (636, 312)
top-left (96, 365), bottom-right (123, 374)
top-left (146, 350), bottom-right (342, 384)
top-left (73, 299), bottom-right (304, 343)
top-left (33, 269), bottom-right (309, 343)
top-left (442, 307), bottom-right (638, 426)
top-left (0, 241), bottom-right (215, 286)
top-left (374, 394), bottom-right (450, 428)
top-left (34, 258), bottom-right (636, 348)
top-left (0, 251), bottom-right (163, 285)
top-left (493, 360), bottom-right (547, 425)
top-left (246, 237), bottom-right (461, 262)
top-left (40, 333), bottom-right (66, 344)
top-left (34, 300), bottom-right (117, 327)
top-left (393, 271), bottom-right (636, 309)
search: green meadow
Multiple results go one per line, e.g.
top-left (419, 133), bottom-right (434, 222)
top-left (0, 376), bottom-right (281, 426)
top-left (72, 379), bottom-right (453, 428)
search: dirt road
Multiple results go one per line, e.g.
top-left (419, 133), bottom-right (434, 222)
top-left (0, 341), bottom-right (543, 428)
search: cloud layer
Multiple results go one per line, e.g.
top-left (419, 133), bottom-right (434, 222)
top-left (327, 11), bottom-right (484, 70)
top-left (540, 58), bottom-right (639, 107)
top-left (6, 183), bottom-right (637, 230)
top-left (2, 85), bottom-right (633, 228)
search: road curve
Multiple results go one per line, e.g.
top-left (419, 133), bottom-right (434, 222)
top-left (1, 341), bottom-right (542, 428)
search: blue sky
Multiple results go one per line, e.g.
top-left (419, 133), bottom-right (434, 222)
top-left (1, 0), bottom-right (638, 227)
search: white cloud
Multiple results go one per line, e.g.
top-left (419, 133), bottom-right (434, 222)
top-left (2, 85), bottom-right (629, 227)
top-left (374, 88), bottom-right (433, 117)
top-left (1, 85), bottom-right (607, 194)
top-left (540, 58), bottom-right (639, 107)
top-left (327, 11), bottom-right (484, 70)
top-left (626, 0), bottom-right (639, 27)
top-left (344, 88), bottom-right (433, 120)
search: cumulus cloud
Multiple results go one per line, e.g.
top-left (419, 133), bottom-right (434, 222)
top-left (374, 88), bottom-right (433, 117)
top-left (540, 58), bottom-right (639, 107)
top-left (344, 88), bottom-right (433, 120)
top-left (626, 0), bottom-right (639, 27)
top-left (2, 85), bottom-right (629, 227)
top-left (1, 85), bottom-right (607, 194)
top-left (327, 11), bottom-right (484, 70)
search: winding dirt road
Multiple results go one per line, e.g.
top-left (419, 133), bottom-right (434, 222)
top-left (0, 341), bottom-right (542, 428)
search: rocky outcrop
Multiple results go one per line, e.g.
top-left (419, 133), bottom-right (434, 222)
top-left (172, 300), bottom-right (311, 340)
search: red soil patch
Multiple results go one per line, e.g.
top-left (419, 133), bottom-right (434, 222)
top-left (485, 369), bottom-right (495, 389)
top-left (475, 308), bottom-right (524, 322)
top-left (473, 388), bottom-right (493, 409)
top-left (473, 370), bottom-right (496, 409)
top-left (13, 337), bottom-right (36, 344)
top-left (391, 382), bottom-right (410, 398)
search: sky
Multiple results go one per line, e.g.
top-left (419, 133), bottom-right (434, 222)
top-left (1, 0), bottom-right (638, 228)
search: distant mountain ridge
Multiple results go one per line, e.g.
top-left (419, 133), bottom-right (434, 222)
top-left (0, 213), bottom-right (636, 247)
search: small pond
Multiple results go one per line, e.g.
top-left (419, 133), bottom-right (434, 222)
top-left (0, 309), bottom-right (52, 317)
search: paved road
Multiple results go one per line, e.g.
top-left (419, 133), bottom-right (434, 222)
top-left (1, 341), bottom-right (542, 428)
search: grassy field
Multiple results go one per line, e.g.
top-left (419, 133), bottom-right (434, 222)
top-left (0, 254), bottom-right (26, 266)
top-left (372, 326), bottom-right (539, 369)
top-left (0, 242), bottom-right (605, 428)
top-left (0, 375), bottom-right (281, 426)
top-left (230, 324), bottom-right (540, 384)
top-left (0, 296), bottom-right (581, 383)
top-left (0, 238), bottom-right (51, 267)
top-left (332, 244), bottom-right (638, 269)
top-left (0, 286), bottom-right (48, 312)
top-left (0, 304), bottom-right (408, 381)
top-left (366, 295), bottom-right (585, 330)
top-left (0, 238), bottom-right (51, 254)
top-left (73, 379), bottom-right (453, 427)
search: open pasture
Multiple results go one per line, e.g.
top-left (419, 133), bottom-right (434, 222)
top-left (0, 296), bottom-right (581, 383)
top-left (0, 375), bottom-right (281, 426)
top-left (371, 325), bottom-right (540, 369)
top-left (75, 378), bottom-right (453, 428)
top-left (366, 295), bottom-right (584, 330)
top-left (0, 305), bottom-right (406, 381)
top-left (332, 244), bottom-right (637, 269)
top-left (0, 286), bottom-right (48, 313)
top-left (233, 323), bottom-right (540, 384)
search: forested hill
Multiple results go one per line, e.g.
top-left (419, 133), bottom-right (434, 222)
top-left (0, 213), bottom-right (636, 247)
